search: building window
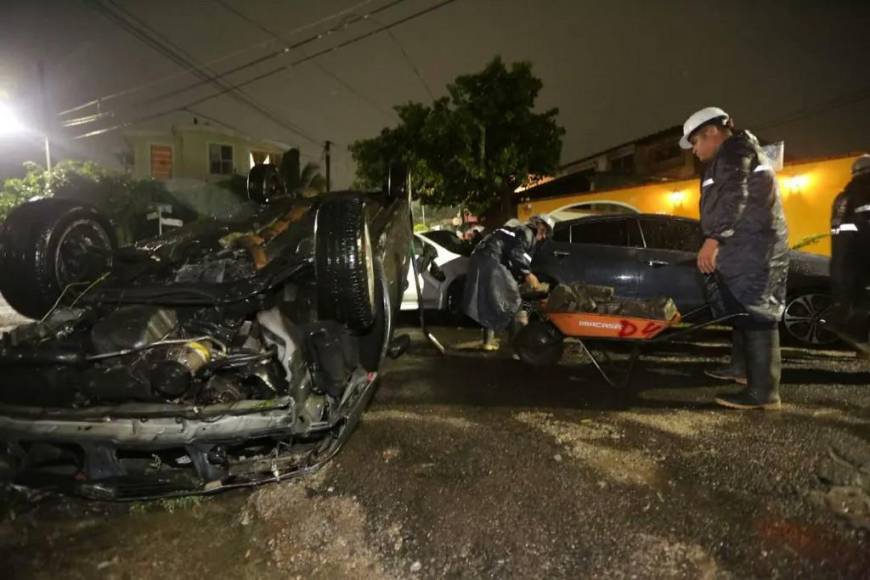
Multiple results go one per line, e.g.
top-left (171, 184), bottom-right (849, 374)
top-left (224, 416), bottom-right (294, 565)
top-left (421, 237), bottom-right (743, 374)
top-left (610, 154), bottom-right (635, 174)
top-left (150, 145), bottom-right (172, 179)
top-left (209, 144), bottom-right (234, 175)
top-left (649, 142), bottom-right (682, 165)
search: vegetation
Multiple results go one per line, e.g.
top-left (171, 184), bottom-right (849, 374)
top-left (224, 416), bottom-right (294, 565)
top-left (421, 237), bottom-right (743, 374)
top-left (220, 147), bottom-right (327, 200)
top-left (351, 57), bottom-right (564, 218)
top-left (1, 160), bottom-right (185, 244)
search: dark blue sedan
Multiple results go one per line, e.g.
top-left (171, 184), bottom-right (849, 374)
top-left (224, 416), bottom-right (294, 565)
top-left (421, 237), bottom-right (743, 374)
top-left (532, 213), bottom-right (834, 346)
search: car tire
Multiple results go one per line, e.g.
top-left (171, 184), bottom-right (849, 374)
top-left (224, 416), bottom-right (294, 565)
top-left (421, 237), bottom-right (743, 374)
top-left (315, 195), bottom-right (377, 333)
top-left (0, 198), bottom-right (116, 319)
top-left (514, 320), bottom-right (565, 366)
top-left (781, 290), bottom-right (839, 347)
top-left (358, 260), bottom-right (391, 372)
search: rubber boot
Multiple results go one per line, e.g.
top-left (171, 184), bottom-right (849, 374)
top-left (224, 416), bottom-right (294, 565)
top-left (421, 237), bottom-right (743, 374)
top-left (705, 328), bottom-right (747, 384)
top-left (715, 328), bottom-right (782, 410)
top-left (482, 328), bottom-right (499, 351)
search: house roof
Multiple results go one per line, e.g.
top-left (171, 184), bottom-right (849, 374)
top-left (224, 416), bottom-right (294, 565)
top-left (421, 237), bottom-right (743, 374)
top-left (123, 122), bottom-right (291, 152)
top-left (559, 125), bottom-right (684, 173)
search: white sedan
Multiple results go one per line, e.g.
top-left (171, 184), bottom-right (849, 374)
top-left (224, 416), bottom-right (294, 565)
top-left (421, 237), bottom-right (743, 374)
top-left (401, 231), bottom-right (472, 322)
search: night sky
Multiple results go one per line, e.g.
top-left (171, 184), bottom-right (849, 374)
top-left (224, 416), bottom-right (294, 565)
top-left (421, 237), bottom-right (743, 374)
top-left (1, 0), bottom-right (868, 188)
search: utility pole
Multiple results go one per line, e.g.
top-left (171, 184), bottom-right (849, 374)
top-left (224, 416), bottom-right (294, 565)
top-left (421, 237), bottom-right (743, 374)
top-left (38, 61), bottom-right (52, 190)
top-left (324, 140), bottom-right (331, 192)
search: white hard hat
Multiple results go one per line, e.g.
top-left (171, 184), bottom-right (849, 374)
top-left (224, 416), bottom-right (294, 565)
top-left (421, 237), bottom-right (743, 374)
top-left (679, 106), bottom-right (730, 149)
top-left (852, 154), bottom-right (870, 176)
top-left (530, 213), bottom-right (556, 232)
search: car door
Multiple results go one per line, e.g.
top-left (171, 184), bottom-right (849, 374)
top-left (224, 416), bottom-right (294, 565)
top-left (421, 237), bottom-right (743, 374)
top-left (401, 235), bottom-right (448, 310)
top-left (533, 216), bottom-right (644, 298)
top-left (635, 216), bottom-right (707, 312)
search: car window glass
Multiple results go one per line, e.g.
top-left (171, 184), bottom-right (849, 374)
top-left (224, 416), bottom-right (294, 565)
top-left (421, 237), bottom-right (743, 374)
top-left (421, 231), bottom-right (473, 256)
top-left (569, 218), bottom-right (642, 247)
top-left (640, 218), bottom-right (703, 252)
top-left (552, 226), bottom-right (570, 242)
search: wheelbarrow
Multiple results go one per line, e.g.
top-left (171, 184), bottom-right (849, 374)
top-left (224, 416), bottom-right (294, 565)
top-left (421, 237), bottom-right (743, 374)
top-left (513, 289), bottom-right (747, 388)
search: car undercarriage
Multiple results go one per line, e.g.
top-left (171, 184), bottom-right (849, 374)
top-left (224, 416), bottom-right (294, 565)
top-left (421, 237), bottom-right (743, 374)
top-left (0, 172), bottom-right (411, 500)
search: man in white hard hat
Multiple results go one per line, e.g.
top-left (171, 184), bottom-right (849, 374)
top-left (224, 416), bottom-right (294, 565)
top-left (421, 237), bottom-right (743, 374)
top-left (463, 214), bottom-right (554, 350)
top-left (680, 107), bottom-right (789, 410)
top-left (829, 154), bottom-right (870, 352)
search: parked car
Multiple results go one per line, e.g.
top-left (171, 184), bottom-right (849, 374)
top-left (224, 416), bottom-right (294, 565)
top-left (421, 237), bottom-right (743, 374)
top-left (0, 164), bottom-right (411, 499)
top-left (533, 214), bottom-right (834, 346)
top-left (401, 231), bottom-right (471, 322)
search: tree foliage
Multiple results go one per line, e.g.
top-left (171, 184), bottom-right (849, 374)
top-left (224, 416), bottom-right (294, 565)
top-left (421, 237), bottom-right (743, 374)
top-left (218, 148), bottom-right (327, 202)
top-left (281, 148), bottom-right (327, 197)
top-left (351, 57), bottom-right (564, 215)
top-left (1, 160), bottom-right (182, 244)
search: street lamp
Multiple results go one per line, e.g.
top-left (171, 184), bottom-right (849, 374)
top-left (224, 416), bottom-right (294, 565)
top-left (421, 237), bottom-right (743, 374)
top-left (0, 102), bottom-right (26, 135)
top-left (0, 100), bottom-right (53, 187)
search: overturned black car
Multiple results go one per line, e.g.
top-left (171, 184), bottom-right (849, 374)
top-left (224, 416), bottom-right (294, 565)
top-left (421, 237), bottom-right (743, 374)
top-left (0, 165), bottom-right (412, 500)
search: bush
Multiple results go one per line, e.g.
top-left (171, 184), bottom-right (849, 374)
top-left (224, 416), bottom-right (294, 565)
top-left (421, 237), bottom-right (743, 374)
top-left (1, 160), bottom-right (188, 245)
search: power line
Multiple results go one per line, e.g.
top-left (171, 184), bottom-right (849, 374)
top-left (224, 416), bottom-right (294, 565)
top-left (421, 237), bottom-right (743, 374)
top-left (212, 0), bottom-right (396, 121)
top-left (60, 0), bottom-right (378, 116)
top-left (84, 0), bottom-right (322, 145)
top-left (74, 0), bottom-right (459, 140)
top-left (756, 84), bottom-right (870, 131)
top-left (373, 16), bottom-right (435, 101)
top-left (168, 107), bottom-right (319, 161)
top-left (65, 0), bottom-right (410, 122)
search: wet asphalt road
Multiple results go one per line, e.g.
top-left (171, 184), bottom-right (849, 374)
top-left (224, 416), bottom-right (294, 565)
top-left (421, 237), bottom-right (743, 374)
top-left (2, 323), bottom-right (869, 579)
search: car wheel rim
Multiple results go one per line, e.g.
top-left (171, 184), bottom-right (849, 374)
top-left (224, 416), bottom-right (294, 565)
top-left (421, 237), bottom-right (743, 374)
top-left (54, 219), bottom-right (113, 290)
top-left (783, 293), bottom-right (838, 345)
top-left (362, 221), bottom-right (375, 310)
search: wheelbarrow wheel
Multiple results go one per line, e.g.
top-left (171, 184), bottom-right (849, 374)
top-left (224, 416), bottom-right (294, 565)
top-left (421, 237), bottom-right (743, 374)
top-left (514, 320), bottom-right (565, 366)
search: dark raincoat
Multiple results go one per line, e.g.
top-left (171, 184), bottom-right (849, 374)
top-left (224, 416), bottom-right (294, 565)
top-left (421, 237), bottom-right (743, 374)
top-left (831, 172), bottom-right (870, 314)
top-left (701, 130), bottom-right (789, 324)
top-left (462, 224), bottom-right (537, 331)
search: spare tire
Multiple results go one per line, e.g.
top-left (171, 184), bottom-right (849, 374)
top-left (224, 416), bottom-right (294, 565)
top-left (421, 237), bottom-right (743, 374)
top-left (0, 199), bottom-right (116, 319)
top-left (315, 195), bottom-right (377, 333)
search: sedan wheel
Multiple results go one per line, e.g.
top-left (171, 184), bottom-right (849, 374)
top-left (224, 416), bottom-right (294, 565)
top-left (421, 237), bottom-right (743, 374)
top-left (782, 292), bottom-right (838, 346)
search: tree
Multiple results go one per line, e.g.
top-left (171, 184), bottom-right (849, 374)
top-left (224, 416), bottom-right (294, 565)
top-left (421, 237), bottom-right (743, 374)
top-left (219, 148), bottom-right (327, 202)
top-left (296, 161), bottom-right (327, 197)
top-left (350, 57), bottom-right (564, 219)
top-left (280, 148), bottom-right (327, 197)
top-left (1, 160), bottom-right (184, 244)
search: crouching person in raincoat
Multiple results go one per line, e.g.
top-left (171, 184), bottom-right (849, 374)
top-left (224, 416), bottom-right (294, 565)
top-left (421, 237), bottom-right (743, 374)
top-left (462, 215), bottom-right (555, 350)
top-left (680, 106), bottom-right (789, 410)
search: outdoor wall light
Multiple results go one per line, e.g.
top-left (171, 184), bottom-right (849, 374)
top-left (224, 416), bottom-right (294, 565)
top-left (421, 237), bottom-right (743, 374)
top-left (781, 174), bottom-right (809, 194)
top-left (668, 190), bottom-right (687, 206)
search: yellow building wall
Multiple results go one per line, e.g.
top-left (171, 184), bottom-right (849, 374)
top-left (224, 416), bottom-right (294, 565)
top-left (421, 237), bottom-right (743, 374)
top-left (518, 154), bottom-right (861, 256)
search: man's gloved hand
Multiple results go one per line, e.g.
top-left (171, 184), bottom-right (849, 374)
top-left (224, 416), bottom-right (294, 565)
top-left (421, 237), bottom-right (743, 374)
top-left (521, 273), bottom-right (549, 296)
top-left (697, 238), bottom-right (720, 274)
top-left (525, 273), bottom-right (543, 289)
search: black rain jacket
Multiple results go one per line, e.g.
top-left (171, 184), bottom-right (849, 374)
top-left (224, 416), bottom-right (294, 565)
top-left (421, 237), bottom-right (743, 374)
top-left (831, 171), bottom-right (870, 311)
top-left (700, 130), bottom-right (790, 322)
top-left (462, 225), bottom-right (537, 330)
